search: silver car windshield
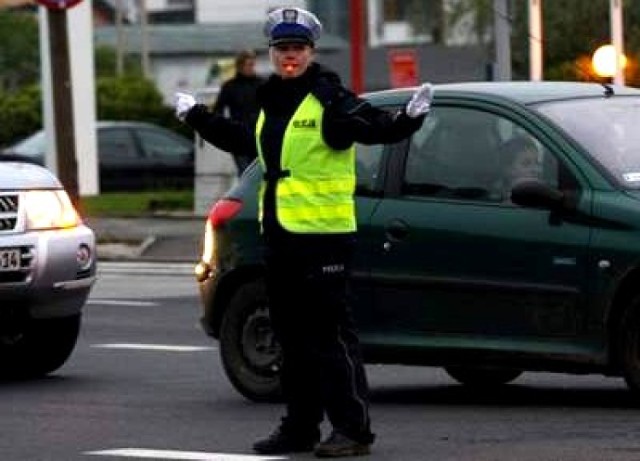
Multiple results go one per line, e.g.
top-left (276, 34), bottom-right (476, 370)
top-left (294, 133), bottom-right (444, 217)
top-left (536, 96), bottom-right (640, 189)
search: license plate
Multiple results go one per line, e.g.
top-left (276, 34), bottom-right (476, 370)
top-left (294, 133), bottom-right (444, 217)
top-left (0, 248), bottom-right (21, 271)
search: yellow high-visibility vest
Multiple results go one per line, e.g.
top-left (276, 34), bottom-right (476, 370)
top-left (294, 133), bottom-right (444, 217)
top-left (256, 93), bottom-right (356, 233)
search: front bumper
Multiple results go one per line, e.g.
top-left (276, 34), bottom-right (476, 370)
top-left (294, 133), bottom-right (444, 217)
top-left (0, 224), bottom-right (96, 319)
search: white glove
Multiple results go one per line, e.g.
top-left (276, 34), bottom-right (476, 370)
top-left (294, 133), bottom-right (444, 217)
top-left (405, 82), bottom-right (433, 118)
top-left (174, 92), bottom-right (196, 121)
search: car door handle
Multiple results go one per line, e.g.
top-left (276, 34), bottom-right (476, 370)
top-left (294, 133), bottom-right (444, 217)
top-left (385, 219), bottom-right (409, 242)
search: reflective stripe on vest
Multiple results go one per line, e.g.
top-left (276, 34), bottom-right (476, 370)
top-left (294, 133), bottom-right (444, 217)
top-left (256, 93), bottom-right (356, 233)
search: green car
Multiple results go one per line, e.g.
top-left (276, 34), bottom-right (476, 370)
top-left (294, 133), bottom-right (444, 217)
top-left (195, 81), bottom-right (640, 402)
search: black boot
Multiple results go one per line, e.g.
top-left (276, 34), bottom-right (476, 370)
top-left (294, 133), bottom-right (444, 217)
top-left (314, 431), bottom-right (371, 458)
top-left (253, 426), bottom-right (320, 455)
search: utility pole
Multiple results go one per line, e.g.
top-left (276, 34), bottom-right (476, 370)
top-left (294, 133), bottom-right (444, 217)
top-left (528, 0), bottom-right (542, 81)
top-left (139, 0), bottom-right (150, 79)
top-left (45, 4), bottom-right (79, 206)
top-left (493, 0), bottom-right (511, 81)
top-left (349, 0), bottom-right (364, 94)
top-left (38, 0), bottom-right (98, 199)
top-left (116, 0), bottom-right (124, 76)
top-left (610, 0), bottom-right (625, 85)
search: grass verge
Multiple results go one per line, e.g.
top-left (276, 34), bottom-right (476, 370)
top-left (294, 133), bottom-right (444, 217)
top-left (80, 189), bottom-right (193, 217)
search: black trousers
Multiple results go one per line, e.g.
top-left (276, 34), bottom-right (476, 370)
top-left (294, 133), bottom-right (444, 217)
top-left (264, 234), bottom-right (374, 444)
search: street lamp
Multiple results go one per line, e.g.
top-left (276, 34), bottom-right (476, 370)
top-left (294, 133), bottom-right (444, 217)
top-left (592, 44), bottom-right (627, 79)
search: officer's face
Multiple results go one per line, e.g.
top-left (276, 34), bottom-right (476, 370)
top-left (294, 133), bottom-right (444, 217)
top-left (270, 43), bottom-right (314, 79)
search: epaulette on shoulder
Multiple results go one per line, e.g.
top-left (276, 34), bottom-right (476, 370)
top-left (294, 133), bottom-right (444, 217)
top-left (312, 77), bottom-right (368, 117)
top-left (311, 76), bottom-right (348, 108)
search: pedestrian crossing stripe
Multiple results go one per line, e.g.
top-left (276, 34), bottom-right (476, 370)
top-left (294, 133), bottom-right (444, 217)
top-left (87, 300), bottom-right (159, 307)
top-left (85, 448), bottom-right (285, 460)
top-left (91, 343), bottom-right (215, 352)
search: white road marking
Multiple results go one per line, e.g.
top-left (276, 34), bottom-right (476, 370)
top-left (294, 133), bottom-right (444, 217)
top-left (91, 343), bottom-right (215, 352)
top-left (87, 300), bottom-right (159, 307)
top-left (98, 261), bottom-right (196, 275)
top-left (85, 448), bottom-right (285, 460)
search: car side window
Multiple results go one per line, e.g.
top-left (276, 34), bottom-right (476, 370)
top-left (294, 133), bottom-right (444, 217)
top-left (137, 128), bottom-right (192, 159)
top-left (495, 132), bottom-right (559, 201)
top-left (98, 128), bottom-right (139, 162)
top-left (355, 105), bottom-right (401, 196)
top-left (402, 106), bottom-right (560, 203)
top-left (355, 143), bottom-right (385, 195)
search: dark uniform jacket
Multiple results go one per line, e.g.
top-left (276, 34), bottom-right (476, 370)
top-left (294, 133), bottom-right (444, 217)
top-left (186, 62), bottom-right (424, 242)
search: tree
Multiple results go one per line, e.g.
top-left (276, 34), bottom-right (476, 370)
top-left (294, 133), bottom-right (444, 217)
top-left (0, 85), bottom-right (41, 147)
top-left (510, 0), bottom-right (640, 83)
top-left (0, 10), bottom-right (39, 92)
top-left (447, 0), bottom-right (493, 45)
top-left (402, 0), bottom-right (447, 44)
top-left (94, 45), bottom-right (142, 78)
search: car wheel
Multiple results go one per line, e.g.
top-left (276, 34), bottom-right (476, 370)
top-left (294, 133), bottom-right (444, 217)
top-left (444, 366), bottom-right (522, 387)
top-left (0, 314), bottom-right (81, 378)
top-left (219, 280), bottom-right (282, 402)
top-left (617, 295), bottom-right (640, 393)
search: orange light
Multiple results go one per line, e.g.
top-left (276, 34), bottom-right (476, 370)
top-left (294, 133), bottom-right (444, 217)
top-left (592, 44), bottom-right (627, 77)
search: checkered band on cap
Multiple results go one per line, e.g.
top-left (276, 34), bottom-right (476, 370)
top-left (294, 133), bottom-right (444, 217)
top-left (264, 7), bottom-right (323, 46)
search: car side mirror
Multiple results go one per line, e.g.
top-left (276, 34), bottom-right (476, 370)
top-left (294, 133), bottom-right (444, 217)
top-left (510, 178), bottom-right (567, 210)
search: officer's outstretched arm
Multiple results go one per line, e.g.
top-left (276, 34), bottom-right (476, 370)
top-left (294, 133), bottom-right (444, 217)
top-left (324, 92), bottom-right (426, 148)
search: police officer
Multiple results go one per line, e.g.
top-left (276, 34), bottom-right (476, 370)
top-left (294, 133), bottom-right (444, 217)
top-left (175, 7), bottom-right (432, 458)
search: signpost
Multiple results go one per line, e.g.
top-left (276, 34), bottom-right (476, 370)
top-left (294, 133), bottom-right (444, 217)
top-left (36, 0), bottom-right (84, 207)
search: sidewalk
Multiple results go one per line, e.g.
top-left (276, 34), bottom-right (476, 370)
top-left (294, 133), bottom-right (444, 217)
top-left (85, 215), bottom-right (206, 263)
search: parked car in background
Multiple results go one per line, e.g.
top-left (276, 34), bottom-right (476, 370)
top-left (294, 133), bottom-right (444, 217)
top-left (1, 121), bottom-right (194, 191)
top-left (0, 157), bottom-right (95, 377)
top-left (194, 81), bottom-right (640, 402)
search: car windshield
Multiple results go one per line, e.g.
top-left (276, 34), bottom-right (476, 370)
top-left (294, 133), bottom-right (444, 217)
top-left (10, 131), bottom-right (45, 156)
top-left (536, 96), bottom-right (640, 189)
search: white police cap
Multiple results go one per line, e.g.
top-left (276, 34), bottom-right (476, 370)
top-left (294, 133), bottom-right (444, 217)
top-left (264, 7), bottom-right (323, 46)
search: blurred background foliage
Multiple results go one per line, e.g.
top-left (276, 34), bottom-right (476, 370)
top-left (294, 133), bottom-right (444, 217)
top-left (0, 10), bottom-right (190, 148)
top-left (2, 1), bottom-right (640, 147)
top-left (510, 0), bottom-right (640, 85)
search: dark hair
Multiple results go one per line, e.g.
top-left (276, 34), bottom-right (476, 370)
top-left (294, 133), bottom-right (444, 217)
top-left (235, 49), bottom-right (257, 71)
top-left (499, 136), bottom-right (537, 163)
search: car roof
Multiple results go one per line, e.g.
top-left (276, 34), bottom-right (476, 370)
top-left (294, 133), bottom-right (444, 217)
top-left (95, 121), bottom-right (192, 143)
top-left (96, 120), bottom-right (165, 129)
top-left (364, 81), bottom-right (640, 106)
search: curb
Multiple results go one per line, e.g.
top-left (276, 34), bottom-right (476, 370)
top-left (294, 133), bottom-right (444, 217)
top-left (138, 235), bottom-right (157, 255)
top-left (97, 236), bottom-right (155, 261)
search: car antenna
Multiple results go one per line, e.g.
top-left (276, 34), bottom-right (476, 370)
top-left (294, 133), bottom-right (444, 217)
top-left (602, 82), bottom-right (614, 98)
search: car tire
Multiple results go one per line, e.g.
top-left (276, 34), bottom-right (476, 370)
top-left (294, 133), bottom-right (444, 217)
top-left (617, 295), bottom-right (640, 393)
top-left (444, 366), bottom-right (522, 387)
top-left (0, 314), bottom-right (81, 378)
top-left (219, 280), bottom-right (282, 402)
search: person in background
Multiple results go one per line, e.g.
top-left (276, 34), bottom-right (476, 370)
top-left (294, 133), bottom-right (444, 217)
top-left (211, 49), bottom-right (264, 175)
top-left (174, 6), bottom-right (432, 458)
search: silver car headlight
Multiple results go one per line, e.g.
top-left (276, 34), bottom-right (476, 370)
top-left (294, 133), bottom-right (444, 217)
top-left (24, 190), bottom-right (80, 230)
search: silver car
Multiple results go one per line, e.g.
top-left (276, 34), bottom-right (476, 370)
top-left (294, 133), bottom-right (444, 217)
top-left (0, 159), bottom-right (96, 377)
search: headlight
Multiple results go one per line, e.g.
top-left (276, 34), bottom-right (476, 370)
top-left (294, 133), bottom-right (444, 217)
top-left (201, 218), bottom-right (215, 263)
top-left (194, 219), bottom-right (215, 282)
top-left (24, 190), bottom-right (80, 230)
